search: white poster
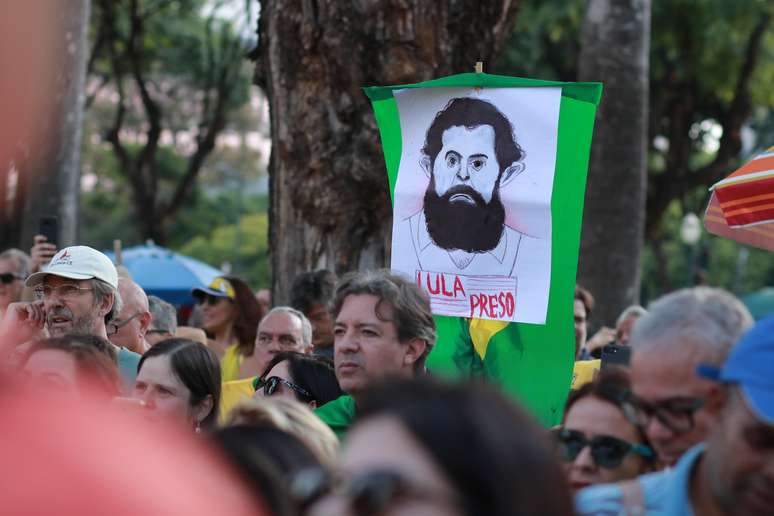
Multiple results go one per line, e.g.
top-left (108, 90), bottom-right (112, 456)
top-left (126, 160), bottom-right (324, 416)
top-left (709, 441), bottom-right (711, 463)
top-left (390, 87), bottom-right (561, 324)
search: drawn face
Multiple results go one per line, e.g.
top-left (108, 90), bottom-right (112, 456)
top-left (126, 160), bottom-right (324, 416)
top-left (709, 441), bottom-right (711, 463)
top-left (432, 125), bottom-right (500, 203)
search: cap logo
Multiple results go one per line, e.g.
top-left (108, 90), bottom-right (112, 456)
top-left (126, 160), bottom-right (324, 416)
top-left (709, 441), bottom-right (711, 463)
top-left (50, 249), bottom-right (73, 267)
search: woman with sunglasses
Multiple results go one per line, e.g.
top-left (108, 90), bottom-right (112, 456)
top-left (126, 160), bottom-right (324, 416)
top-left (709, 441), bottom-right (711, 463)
top-left (308, 376), bottom-right (573, 516)
top-left (254, 351), bottom-right (343, 409)
top-left (192, 276), bottom-right (263, 381)
top-left (557, 368), bottom-right (657, 492)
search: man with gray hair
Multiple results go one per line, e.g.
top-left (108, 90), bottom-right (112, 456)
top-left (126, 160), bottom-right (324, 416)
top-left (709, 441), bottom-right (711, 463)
top-left (146, 295), bottom-right (177, 346)
top-left (0, 248), bottom-right (31, 316)
top-left (625, 287), bottom-right (753, 467)
top-left (218, 305), bottom-right (313, 422)
top-left (6, 246), bottom-right (141, 390)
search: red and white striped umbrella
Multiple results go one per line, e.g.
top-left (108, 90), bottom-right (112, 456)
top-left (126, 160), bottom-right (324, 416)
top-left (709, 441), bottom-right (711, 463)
top-left (704, 146), bottom-right (774, 252)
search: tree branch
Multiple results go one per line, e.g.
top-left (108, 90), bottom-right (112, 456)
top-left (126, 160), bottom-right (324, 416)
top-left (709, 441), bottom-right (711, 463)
top-left (127, 0), bottom-right (163, 196)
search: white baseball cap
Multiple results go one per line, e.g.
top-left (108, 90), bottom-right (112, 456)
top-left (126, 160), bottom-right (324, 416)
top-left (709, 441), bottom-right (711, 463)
top-left (26, 246), bottom-right (118, 289)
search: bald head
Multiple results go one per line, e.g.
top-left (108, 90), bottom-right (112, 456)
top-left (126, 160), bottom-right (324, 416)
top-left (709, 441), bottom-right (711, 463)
top-left (118, 278), bottom-right (149, 313)
top-left (109, 278), bottom-right (151, 353)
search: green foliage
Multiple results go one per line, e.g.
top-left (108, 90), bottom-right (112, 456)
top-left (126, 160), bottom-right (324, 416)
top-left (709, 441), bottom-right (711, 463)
top-left (179, 212), bottom-right (269, 289)
top-left (498, 0), bottom-right (774, 297)
top-left (641, 201), bottom-right (774, 304)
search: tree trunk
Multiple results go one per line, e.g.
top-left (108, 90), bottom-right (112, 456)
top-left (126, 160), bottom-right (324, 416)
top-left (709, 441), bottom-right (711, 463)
top-left (20, 0), bottom-right (91, 249)
top-left (577, 0), bottom-right (651, 328)
top-left (256, 0), bottom-right (521, 304)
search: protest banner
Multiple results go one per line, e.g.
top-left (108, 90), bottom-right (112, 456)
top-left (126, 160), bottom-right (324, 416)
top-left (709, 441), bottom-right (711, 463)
top-left (366, 72), bottom-right (602, 425)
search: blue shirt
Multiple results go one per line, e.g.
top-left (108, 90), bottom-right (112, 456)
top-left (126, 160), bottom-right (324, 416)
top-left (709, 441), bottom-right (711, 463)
top-left (117, 347), bottom-right (141, 393)
top-left (575, 444), bottom-right (705, 516)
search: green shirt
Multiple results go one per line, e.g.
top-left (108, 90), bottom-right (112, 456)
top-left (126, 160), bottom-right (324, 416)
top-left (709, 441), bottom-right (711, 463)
top-left (315, 394), bottom-right (356, 441)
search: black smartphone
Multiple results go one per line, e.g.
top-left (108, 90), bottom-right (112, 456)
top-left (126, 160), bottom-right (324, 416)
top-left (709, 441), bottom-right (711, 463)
top-left (601, 344), bottom-right (631, 370)
top-left (39, 216), bottom-right (58, 247)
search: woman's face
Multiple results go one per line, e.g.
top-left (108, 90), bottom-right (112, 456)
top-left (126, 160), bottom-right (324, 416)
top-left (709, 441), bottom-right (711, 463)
top-left (132, 355), bottom-right (196, 425)
top-left (309, 415), bottom-right (463, 516)
top-left (561, 396), bottom-right (649, 491)
top-left (200, 296), bottom-right (235, 334)
top-left (22, 349), bottom-right (79, 395)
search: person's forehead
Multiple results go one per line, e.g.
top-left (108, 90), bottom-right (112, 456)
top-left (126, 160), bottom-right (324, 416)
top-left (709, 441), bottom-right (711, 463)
top-left (259, 311), bottom-right (302, 335)
top-left (573, 299), bottom-right (586, 318)
top-left (631, 347), bottom-right (712, 398)
top-left (137, 355), bottom-right (186, 390)
top-left (440, 124), bottom-right (496, 152)
top-left (343, 415), bottom-right (453, 493)
top-left (564, 396), bottom-right (639, 441)
top-left (336, 294), bottom-right (394, 324)
top-left (0, 257), bottom-right (18, 274)
top-left (44, 275), bottom-right (90, 286)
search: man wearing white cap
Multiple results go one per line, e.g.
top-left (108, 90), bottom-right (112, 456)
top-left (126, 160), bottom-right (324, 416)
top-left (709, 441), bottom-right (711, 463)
top-left (22, 246), bottom-right (141, 389)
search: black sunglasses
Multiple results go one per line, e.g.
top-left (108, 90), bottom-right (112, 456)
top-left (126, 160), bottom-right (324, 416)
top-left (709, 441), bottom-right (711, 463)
top-left (555, 428), bottom-right (654, 469)
top-left (0, 273), bottom-right (22, 284)
top-left (260, 376), bottom-right (313, 400)
top-left (290, 468), bottom-right (459, 516)
top-left (197, 294), bottom-right (228, 306)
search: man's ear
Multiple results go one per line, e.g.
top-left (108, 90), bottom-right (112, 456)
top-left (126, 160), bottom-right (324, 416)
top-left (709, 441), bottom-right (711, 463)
top-left (500, 162), bottom-right (525, 188)
top-left (98, 292), bottom-right (114, 318)
top-left (192, 394), bottom-right (214, 425)
top-left (138, 311), bottom-right (152, 334)
top-left (419, 156), bottom-right (432, 179)
top-left (402, 338), bottom-right (427, 369)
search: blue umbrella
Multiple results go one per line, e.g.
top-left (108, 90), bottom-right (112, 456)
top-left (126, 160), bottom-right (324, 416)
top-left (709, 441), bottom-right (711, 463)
top-left (104, 243), bottom-right (223, 305)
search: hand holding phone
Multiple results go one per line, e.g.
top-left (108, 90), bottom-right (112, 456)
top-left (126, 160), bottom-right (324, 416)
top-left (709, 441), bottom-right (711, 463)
top-left (30, 235), bottom-right (58, 273)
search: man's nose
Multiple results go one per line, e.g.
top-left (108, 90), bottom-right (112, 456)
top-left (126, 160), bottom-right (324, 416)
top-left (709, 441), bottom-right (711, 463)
top-left (456, 163), bottom-right (471, 181)
top-left (335, 330), bottom-right (359, 353)
top-left (266, 338), bottom-right (283, 353)
top-left (646, 416), bottom-right (674, 442)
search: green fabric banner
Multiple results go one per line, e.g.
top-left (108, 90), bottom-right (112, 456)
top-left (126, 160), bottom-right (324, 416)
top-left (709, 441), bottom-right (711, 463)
top-left (365, 73), bottom-right (601, 426)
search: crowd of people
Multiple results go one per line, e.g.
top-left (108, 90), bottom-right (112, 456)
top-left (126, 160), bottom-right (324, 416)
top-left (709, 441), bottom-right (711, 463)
top-left (0, 236), bottom-right (772, 516)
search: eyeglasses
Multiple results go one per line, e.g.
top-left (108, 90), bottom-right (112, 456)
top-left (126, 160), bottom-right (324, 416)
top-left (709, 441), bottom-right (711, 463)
top-left (290, 468), bottom-right (460, 516)
top-left (107, 312), bottom-right (142, 336)
top-left (555, 428), bottom-right (654, 469)
top-left (259, 375), bottom-right (313, 400)
top-left (34, 284), bottom-right (94, 300)
top-left (146, 329), bottom-right (172, 336)
top-left (625, 393), bottom-right (705, 434)
top-left (197, 295), bottom-right (227, 306)
top-left (0, 273), bottom-right (22, 284)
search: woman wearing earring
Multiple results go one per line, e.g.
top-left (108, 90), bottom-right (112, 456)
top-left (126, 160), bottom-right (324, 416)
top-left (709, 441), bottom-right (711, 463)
top-left (192, 276), bottom-right (264, 381)
top-left (132, 338), bottom-right (221, 432)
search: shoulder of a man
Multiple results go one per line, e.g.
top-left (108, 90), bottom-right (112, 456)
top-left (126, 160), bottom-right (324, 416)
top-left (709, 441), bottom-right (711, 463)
top-left (315, 394), bottom-right (356, 441)
top-left (575, 468), bottom-right (676, 516)
top-left (116, 347), bottom-right (141, 392)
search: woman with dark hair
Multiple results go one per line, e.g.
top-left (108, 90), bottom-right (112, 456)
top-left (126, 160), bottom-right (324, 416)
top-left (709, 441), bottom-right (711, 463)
top-left (255, 351), bottom-right (343, 409)
top-left (213, 425), bottom-right (325, 516)
top-left (132, 338), bottom-right (221, 431)
top-left (309, 376), bottom-right (574, 516)
top-left (558, 368), bottom-right (656, 491)
top-left (192, 276), bottom-right (264, 381)
top-left (21, 334), bottom-right (121, 398)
